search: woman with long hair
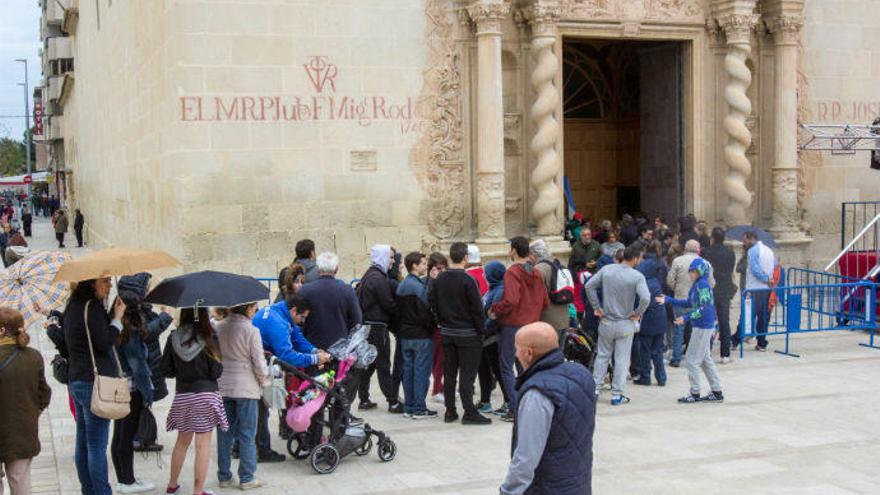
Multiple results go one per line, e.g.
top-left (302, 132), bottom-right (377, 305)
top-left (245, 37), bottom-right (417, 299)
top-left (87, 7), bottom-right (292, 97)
top-left (0, 307), bottom-right (51, 494)
top-left (273, 262), bottom-right (306, 303)
top-left (110, 274), bottom-right (158, 493)
top-left (162, 307), bottom-right (226, 495)
top-left (64, 278), bottom-right (126, 495)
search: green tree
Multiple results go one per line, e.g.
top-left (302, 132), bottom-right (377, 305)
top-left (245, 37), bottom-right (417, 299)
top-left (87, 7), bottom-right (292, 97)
top-left (0, 138), bottom-right (26, 177)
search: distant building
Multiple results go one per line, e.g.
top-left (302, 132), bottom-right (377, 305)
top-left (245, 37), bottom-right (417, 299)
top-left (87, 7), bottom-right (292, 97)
top-left (45, 0), bottom-right (880, 277)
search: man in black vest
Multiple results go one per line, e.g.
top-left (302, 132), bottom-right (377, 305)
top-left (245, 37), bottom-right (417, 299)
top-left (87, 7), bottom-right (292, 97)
top-left (500, 322), bottom-right (596, 495)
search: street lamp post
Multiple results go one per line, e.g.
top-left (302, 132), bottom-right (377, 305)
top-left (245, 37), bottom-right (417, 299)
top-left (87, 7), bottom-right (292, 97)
top-left (15, 58), bottom-right (31, 203)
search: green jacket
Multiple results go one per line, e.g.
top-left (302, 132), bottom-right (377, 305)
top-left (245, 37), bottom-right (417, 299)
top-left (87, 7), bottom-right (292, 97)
top-left (568, 239), bottom-right (601, 274)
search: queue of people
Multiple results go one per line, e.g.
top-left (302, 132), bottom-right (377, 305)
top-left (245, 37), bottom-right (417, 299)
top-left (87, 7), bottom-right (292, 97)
top-left (2, 210), bottom-right (782, 495)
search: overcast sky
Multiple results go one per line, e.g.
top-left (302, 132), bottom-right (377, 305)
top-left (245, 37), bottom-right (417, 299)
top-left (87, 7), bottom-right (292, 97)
top-left (0, 0), bottom-right (41, 141)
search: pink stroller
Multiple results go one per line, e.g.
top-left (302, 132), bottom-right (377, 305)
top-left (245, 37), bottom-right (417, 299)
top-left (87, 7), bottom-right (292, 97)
top-left (279, 328), bottom-right (396, 474)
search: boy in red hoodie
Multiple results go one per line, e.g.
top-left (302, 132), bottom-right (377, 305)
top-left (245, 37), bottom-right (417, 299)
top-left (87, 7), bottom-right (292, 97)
top-left (490, 236), bottom-right (549, 421)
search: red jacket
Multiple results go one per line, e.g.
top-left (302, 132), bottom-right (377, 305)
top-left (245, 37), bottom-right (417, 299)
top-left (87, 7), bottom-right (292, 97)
top-left (467, 267), bottom-right (489, 297)
top-left (491, 263), bottom-right (549, 327)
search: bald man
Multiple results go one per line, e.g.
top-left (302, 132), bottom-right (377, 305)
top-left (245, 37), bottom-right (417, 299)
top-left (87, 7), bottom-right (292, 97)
top-left (667, 239), bottom-right (715, 366)
top-left (499, 322), bottom-right (595, 495)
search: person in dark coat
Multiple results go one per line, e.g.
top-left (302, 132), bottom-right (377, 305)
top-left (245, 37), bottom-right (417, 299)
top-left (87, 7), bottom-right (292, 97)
top-left (395, 252), bottom-right (437, 419)
top-left (21, 207), bottom-right (32, 237)
top-left (54, 209), bottom-right (69, 248)
top-left (64, 277), bottom-right (126, 495)
top-left (678, 215), bottom-right (700, 246)
top-left (701, 227), bottom-right (736, 362)
top-left (0, 307), bottom-right (52, 495)
top-left (74, 209), bottom-right (85, 247)
top-left (355, 244), bottom-right (402, 412)
top-left (117, 273), bottom-right (174, 453)
top-left (634, 252), bottom-right (669, 386)
top-left (500, 322), bottom-right (595, 495)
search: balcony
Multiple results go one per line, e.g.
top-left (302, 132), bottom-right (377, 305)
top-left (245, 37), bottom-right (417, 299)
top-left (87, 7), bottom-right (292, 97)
top-left (45, 0), bottom-right (70, 26)
top-left (48, 115), bottom-right (63, 141)
top-left (48, 75), bottom-right (63, 102)
top-left (46, 36), bottom-right (72, 62)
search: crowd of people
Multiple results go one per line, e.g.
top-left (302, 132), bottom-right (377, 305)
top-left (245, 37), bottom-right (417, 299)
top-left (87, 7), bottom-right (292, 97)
top-left (0, 212), bottom-right (781, 495)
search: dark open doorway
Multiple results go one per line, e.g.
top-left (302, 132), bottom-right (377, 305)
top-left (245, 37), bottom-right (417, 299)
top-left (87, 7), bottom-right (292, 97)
top-left (562, 39), bottom-right (684, 224)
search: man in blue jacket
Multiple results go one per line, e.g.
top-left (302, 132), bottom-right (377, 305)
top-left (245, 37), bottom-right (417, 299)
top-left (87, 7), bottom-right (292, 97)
top-left (252, 295), bottom-right (330, 462)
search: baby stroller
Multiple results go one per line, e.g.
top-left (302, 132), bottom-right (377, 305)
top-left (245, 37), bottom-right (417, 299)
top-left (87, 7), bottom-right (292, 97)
top-left (278, 325), bottom-right (396, 474)
top-left (563, 326), bottom-right (596, 371)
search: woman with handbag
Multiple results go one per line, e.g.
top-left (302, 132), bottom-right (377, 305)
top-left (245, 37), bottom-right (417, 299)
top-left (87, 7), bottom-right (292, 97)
top-left (162, 307), bottom-right (227, 495)
top-left (63, 277), bottom-right (126, 495)
top-left (214, 302), bottom-right (269, 490)
top-left (110, 276), bottom-right (159, 494)
top-left (0, 307), bottom-right (52, 495)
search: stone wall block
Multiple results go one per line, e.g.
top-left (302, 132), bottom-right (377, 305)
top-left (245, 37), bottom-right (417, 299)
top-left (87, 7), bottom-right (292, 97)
top-left (243, 205), bottom-right (270, 234)
top-left (229, 35), bottom-right (295, 66)
top-left (270, 6), bottom-right (316, 36)
top-left (210, 123), bottom-right (252, 150)
top-left (182, 233), bottom-right (217, 265)
top-left (204, 67), bottom-right (283, 93)
top-left (215, 233), bottom-right (259, 262)
top-left (258, 231), bottom-right (293, 260)
top-left (182, 205), bottom-right (243, 234)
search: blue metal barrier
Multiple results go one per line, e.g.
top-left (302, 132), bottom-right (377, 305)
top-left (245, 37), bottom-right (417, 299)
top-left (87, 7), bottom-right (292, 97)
top-left (256, 278), bottom-right (277, 300)
top-left (739, 281), bottom-right (879, 358)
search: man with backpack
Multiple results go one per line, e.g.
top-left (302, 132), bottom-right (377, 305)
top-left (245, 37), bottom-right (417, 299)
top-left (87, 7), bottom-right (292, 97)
top-left (529, 240), bottom-right (574, 347)
top-left (490, 237), bottom-right (550, 422)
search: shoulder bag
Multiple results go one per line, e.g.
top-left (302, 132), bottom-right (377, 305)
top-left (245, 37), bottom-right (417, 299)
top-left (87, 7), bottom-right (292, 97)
top-left (262, 355), bottom-right (288, 410)
top-left (85, 300), bottom-right (131, 420)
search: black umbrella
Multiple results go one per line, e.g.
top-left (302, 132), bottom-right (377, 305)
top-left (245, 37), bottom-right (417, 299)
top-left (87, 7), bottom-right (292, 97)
top-left (725, 225), bottom-right (778, 248)
top-left (145, 271), bottom-right (270, 308)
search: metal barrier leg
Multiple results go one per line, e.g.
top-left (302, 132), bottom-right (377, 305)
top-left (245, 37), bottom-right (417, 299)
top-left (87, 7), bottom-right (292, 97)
top-left (775, 293), bottom-right (801, 358)
top-left (774, 331), bottom-right (801, 358)
top-left (859, 285), bottom-right (879, 350)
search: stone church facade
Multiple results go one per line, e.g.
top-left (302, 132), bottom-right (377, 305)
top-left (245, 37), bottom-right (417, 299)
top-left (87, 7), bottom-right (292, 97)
top-left (50, 0), bottom-right (880, 277)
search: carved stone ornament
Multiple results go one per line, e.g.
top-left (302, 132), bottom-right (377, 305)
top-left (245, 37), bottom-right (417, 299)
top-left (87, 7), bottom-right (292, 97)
top-left (467, 1), bottom-right (511, 34)
top-left (477, 172), bottom-right (507, 238)
top-left (771, 167), bottom-right (801, 231)
top-left (705, 18), bottom-right (725, 45)
top-left (523, 0), bottom-right (562, 27)
top-left (766, 15), bottom-right (804, 45)
top-left (411, 0), bottom-right (466, 239)
top-left (718, 13), bottom-right (759, 44)
top-left (560, 0), bottom-right (703, 21)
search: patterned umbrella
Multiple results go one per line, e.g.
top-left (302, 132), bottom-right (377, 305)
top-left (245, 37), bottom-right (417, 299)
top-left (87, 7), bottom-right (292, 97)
top-left (0, 251), bottom-right (72, 328)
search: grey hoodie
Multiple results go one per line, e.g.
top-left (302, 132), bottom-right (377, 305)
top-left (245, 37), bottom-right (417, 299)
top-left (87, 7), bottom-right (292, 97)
top-left (171, 324), bottom-right (206, 362)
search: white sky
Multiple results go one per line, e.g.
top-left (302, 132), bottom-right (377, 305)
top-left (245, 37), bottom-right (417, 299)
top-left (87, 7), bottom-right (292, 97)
top-left (0, 0), bottom-right (42, 140)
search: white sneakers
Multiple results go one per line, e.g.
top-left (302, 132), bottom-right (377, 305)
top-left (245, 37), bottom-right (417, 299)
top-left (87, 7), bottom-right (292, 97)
top-left (719, 357), bottom-right (732, 365)
top-left (240, 479), bottom-right (265, 490)
top-left (116, 480), bottom-right (156, 494)
top-left (432, 393), bottom-right (444, 404)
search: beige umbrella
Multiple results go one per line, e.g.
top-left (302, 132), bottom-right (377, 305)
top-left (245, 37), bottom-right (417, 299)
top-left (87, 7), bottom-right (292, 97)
top-left (52, 248), bottom-right (181, 283)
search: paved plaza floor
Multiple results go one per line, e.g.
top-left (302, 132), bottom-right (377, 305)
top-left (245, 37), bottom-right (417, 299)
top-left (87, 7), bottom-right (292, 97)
top-left (12, 219), bottom-right (880, 494)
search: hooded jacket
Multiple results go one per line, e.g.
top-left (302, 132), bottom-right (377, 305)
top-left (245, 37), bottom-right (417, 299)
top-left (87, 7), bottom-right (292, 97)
top-left (482, 261), bottom-right (506, 335)
top-left (492, 263), bottom-right (550, 327)
top-left (668, 258), bottom-right (717, 329)
top-left (636, 259), bottom-right (669, 337)
top-left (357, 245), bottom-right (396, 325)
top-left (118, 273), bottom-right (174, 401)
top-left (252, 301), bottom-right (318, 368)
top-left (161, 324), bottom-right (223, 393)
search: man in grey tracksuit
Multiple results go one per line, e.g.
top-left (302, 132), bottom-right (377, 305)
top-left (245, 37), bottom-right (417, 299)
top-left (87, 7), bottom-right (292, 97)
top-left (585, 244), bottom-right (650, 406)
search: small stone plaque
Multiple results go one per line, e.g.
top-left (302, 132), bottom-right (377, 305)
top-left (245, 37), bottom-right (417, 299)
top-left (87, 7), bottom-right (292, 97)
top-left (350, 150), bottom-right (377, 171)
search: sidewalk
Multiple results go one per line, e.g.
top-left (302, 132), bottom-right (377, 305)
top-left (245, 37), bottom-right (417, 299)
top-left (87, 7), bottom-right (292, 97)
top-left (13, 218), bottom-right (880, 494)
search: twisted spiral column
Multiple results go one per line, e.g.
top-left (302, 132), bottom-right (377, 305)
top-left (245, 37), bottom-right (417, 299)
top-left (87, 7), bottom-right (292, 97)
top-left (525, 1), bottom-right (561, 235)
top-left (721, 15), bottom-right (757, 225)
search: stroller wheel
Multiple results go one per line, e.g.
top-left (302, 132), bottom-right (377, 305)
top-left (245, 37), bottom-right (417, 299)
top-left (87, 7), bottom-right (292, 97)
top-left (377, 439), bottom-right (396, 462)
top-left (310, 443), bottom-right (340, 474)
top-left (354, 437), bottom-right (373, 456)
top-left (287, 435), bottom-right (311, 460)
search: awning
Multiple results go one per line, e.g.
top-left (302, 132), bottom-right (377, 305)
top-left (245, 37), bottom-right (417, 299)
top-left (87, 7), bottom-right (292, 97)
top-left (0, 172), bottom-right (51, 186)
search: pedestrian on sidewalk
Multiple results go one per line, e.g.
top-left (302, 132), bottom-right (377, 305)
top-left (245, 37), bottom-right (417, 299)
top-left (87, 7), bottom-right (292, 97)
top-left (634, 246), bottom-right (669, 387)
top-left (585, 244), bottom-right (650, 406)
top-left (479, 261), bottom-right (508, 416)
top-left (657, 258), bottom-right (725, 404)
top-left (395, 252), bottom-right (438, 419)
top-left (529, 239), bottom-right (573, 346)
top-left (65, 278), bottom-right (126, 495)
top-left (54, 209), bottom-right (69, 248)
top-left (490, 236), bottom-right (549, 421)
top-left (429, 242), bottom-right (491, 425)
top-left (499, 322), bottom-right (595, 495)
top-left (701, 227), bottom-right (736, 363)
top-left (742, 231), bottom-right (777, 352)
top-left (111, 280), bottom-right (158, 494)
top-left (215, 303), bottom-right (271, 490)
top-left (667, 240), bottom-right (715, 366)
top-left (355, 244), bottom-right (403, 414)
top-left (20, 207), bottom-right (31, 237)
top-left (74, 209), bottom-right (85, 247)
top-left (426, 252), bottom-right (448, 404)
top-left (162, 308), bottom-right (228, 495)
top-left (0, 307), bottom-right (52, 495)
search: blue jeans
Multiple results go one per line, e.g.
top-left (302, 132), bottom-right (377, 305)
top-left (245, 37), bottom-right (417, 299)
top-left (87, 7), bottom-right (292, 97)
top-left (217, 398), bottom-right (259, 484)
top-left (671, 307), bottom-right (690, 364)
top-left (498, 326), bottom-right (523, 412)
top-left (69, 381), bottom-right (112, 495)
top-left (751, 289), bottom-right (771, 349)
top-left (400, 338), bottom-right (434, 414)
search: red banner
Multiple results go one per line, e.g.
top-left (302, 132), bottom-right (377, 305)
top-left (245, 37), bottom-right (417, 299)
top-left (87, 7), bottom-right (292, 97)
top-left (33, 100), bottom-right (43, 136)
